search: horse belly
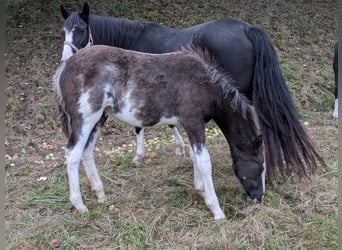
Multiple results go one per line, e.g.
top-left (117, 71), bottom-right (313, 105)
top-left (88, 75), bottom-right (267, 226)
top-left (107, 103), bottom-right (143, 127)
top-left (106, 101), bottom-right (180, 128)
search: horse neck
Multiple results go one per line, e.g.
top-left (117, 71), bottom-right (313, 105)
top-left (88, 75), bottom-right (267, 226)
top-left (215, 103), bottom-right (258, 157)
top-left (89, 15), bottom-right (144, 49)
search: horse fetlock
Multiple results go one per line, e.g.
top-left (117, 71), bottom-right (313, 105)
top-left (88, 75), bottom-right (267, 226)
top-left (204, 196), bottom-right (225, 220)
top-left (132, 154), bottom-right (143, 166)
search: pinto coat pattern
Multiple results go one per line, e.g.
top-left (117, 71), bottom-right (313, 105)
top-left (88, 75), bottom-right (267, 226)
top-left (53, 45), bottom-right (265, 220)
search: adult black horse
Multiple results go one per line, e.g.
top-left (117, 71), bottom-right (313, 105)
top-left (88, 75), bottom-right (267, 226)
top-left (59, 2), bottom-right (325, 179)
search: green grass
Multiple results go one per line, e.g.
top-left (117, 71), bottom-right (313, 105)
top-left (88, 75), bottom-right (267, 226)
top-left (5, 0), bottom-right (337, 249)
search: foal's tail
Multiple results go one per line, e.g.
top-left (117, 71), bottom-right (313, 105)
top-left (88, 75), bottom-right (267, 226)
top-left (245, 26), bottom-right (326, 179)
top-left (52, 62), bottom-right (72, 137)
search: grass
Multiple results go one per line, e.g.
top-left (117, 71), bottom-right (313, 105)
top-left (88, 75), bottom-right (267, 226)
top-left (5, 0), bottom-right (337, 249)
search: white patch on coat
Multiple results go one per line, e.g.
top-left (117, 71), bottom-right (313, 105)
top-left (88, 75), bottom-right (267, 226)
top-left (262, 162), bottom-right (266, 193)
top-left (333, 98), bottom-right (338, 119)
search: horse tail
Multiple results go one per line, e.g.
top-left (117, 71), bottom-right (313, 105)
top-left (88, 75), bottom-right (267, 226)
top-left (52, 62), bottom-right (72, 137)
top-left (245, 26), bottom-right (326, 179)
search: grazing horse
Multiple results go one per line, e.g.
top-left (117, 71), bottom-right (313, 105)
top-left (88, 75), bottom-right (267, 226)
top-left (333, 41), bottom-right (338, 119)
top-left (59, 3), bottom-right (326, 179)
top-left (53, 45), bottom-right (265, 220)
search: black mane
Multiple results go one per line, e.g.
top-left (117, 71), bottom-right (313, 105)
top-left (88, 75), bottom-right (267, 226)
top-left (89, 15), bottom-right (145, 49)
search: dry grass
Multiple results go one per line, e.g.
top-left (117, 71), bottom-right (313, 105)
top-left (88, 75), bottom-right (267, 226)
top-left (5, 0), bottom-right (337, 249)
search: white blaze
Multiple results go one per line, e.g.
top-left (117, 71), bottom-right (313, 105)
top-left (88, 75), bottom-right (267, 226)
top-left (61, 28), bottom-right (75, 61)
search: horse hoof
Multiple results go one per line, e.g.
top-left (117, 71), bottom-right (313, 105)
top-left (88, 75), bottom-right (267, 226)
top-left (76, 205), bottom-right (89, 213)
top-left (213, 212), bottom-right (226, 220)
top-left (97, 193), bottom-right (106, 203)
top-left (175, 147), bottom-right (185, 156)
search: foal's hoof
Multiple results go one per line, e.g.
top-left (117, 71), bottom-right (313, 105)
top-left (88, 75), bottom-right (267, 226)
top-left (213, 212), bottom-right (226, 220)
top-left (175, 146), bottom-right (185, 156)
top-left (132, 155), bottom-right (143, 166)
top-left (76, 205), bottom-right (89, 213)
top-left (97, 193), bottom-right (106, 203)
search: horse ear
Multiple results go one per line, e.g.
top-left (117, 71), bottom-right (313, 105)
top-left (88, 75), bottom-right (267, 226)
top-left (60, 5), bottom-right (69, 19)
top-left (82, 2), bottom-right (90, 20)
top-left (253, 135), bottom-right (263, 151)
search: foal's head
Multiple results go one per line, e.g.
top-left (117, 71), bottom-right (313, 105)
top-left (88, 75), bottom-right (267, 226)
top-left (230, 105), bottom-right (265, 203)
top-left (233, 134), bottom-right (265, 203)
top-left (60, 2), bottom-right (91, 61)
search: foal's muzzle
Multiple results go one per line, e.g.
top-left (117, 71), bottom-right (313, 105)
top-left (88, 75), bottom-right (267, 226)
top-left (247, 194), bottom-right (264, 203)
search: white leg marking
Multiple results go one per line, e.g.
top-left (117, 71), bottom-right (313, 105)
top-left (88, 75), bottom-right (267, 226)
top-left (133, 128), bottom-right (145, 166)
top-left (82, 127), bottom-right (106, 203)
top-left (172, 126), bottom-right (185, 156)
top-left (61, 28), bottom-right (74, 61)
top-left (66, 131), bottom-right (91, 213)
top-left (191, 144), bottom-right (225, 220)
top-left (66, 89), bottom-right (109, 212)
top-left (262, 162), bottom-right (266, 194)
top-left (333, 98), bottom-right (338, 119)
top-left (190, 146), bottom-right (205, 197)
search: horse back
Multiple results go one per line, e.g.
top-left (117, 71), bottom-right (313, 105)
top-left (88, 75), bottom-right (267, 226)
top-left (59, 45), bottom-right (220, 127)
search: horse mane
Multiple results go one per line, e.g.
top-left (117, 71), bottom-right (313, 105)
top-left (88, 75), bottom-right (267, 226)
top-left (182, 46), bottom-right (260, 133)
top-left (89, 15), bottom-right (145, 48)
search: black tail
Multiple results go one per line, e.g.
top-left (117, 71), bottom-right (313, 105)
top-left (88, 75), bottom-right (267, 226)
top-left (245, 26), bottom-right (326, 179)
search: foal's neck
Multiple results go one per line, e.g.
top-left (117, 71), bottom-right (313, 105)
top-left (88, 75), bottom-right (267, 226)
top-left (89, 15), bottom-right (144, 49)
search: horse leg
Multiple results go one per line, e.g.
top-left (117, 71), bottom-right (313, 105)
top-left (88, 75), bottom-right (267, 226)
top-left (65, 123), bottom-right (97, 213)
top-left (333, 41), bottom-right (338, 119)
top-left (66, 109), bottom-right (105, 212)
top-left (82, 116), bottom-right (107, 203)
top-left (189, 146), bottom-right (205, 197)
top-left (169, 125), bottom-right (185, 156)
top-left (190, 143), bottom-right (225, 220)
top-left (132, 127), bottom-right (145, 166)
top-left (261, 147), bottom-right (267, 194)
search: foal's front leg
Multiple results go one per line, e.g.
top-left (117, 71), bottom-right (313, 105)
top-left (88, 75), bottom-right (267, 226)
top-left (190, 143), bottom-right (225, 220)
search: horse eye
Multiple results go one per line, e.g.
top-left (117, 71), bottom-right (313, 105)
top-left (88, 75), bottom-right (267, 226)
top-left (79, 28), bottom-right (85, 32)
top-left (60, 30), bottom-right (65, 36)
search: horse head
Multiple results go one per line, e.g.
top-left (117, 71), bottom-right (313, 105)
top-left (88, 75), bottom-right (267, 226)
top-left (232, 134), bottom-right (265, 203)
top-left (60, 2), bottom-right (91, 61)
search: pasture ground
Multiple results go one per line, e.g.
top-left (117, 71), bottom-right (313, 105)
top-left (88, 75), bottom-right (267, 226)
top-left (5, 1), bottom-right (338, 249)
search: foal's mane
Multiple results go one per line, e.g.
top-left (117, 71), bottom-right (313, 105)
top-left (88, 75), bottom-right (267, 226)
top-left (182, 46), bottom-right (260, 134)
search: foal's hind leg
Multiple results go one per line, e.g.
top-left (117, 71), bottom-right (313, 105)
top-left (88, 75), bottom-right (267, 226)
top-left (170, 125), bottom-right (185, 156)
top-left (66, 122), bottom-right (99, 213)
top-left (82, 116), bottom-right (107, 203)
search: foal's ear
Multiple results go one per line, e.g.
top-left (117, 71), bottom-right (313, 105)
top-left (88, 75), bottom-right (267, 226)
top-left (253, 135), bottom-right (263, 151)
top-left (60, 5), bottom-right (69, 19)
top-left (81, 2), bottom-right (90, 20)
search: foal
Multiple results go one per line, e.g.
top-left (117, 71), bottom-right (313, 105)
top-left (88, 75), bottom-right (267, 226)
top-left (53, 45), bottom-right (265, 220)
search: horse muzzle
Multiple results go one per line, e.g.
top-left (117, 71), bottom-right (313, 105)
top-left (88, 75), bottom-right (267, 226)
top-left (247, 194), bottom-right (264, 203)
